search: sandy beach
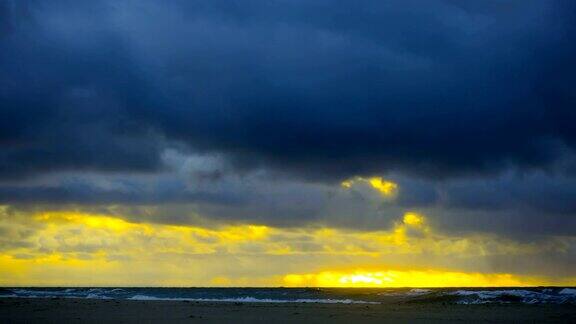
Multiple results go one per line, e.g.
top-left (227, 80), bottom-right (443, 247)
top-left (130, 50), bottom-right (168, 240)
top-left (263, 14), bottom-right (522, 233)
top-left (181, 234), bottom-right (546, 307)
top-left (1, 298), bottom-right (575, 323)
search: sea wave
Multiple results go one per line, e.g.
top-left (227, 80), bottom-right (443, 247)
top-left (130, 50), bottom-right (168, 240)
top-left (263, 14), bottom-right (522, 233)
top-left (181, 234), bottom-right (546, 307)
top-left (407, 288), bottom-right (432, 296)
top-left (1, 287), bottom-right (574, 305)
top-left (378, 288), bottom-right (432, 297)
top-left (445, 289), bottom-right (576, 305)
top-left (128, 295), bottom-right (377, 304)
top-left (559, 288), bottom-right (576, 295)
top-left (0, 288), bottom-right (126, 300)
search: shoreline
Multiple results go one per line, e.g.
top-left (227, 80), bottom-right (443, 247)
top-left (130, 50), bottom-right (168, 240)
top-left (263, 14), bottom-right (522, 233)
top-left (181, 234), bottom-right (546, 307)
top-left (2, 297), bottom-right (576, 323)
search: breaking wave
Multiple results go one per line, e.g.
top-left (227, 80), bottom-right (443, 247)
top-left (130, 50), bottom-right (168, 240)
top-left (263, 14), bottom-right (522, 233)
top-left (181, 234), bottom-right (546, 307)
top-left (398, 288), bottom-right (576, 305)
top-left (128, 295), bottom-right (377, 304)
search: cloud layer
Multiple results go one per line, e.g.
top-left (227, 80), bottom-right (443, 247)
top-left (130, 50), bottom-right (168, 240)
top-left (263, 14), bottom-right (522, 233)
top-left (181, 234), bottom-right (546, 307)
top-left (2, 0), bottom-right (576, 179)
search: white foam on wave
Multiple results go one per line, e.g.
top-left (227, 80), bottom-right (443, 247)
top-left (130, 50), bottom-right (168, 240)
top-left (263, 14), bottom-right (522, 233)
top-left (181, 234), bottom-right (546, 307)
top-left (449, 289), bottom-right (576, 304)
top-left (128, 295), bottom-right (378, 304)
top-left (451, 289), bottom-right (539, 298)
top-left (86, 293), bottom-right (112, 299)
top-left (407, 289), bottom-right (431, 296)
top-left (12, 289), bottom-right (55, 296)
top-left (3, 288), bottom-right (114, 300)
top-left (378, 288), bottom-right (432, 297)
top-left (559, 288), bottom-right (576, 295)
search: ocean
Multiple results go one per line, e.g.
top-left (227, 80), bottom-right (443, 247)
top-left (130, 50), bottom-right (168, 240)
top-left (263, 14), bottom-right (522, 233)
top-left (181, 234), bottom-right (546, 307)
top-left (1, 287), bottom-right (575, 305)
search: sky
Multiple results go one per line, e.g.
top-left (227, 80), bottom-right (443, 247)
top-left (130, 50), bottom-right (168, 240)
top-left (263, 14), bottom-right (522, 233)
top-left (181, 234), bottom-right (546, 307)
top-left (1, 0), bottom-right (575, 287)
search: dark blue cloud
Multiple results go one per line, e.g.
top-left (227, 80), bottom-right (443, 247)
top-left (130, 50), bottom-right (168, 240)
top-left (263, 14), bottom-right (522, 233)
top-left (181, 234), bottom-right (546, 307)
top-left (114, 0), bottom-right (575, 180)
top-left (1, 0), bottom-right (575, 181)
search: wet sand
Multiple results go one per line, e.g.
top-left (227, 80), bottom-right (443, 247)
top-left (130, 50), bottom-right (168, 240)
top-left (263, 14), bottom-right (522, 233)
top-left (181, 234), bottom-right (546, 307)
top-left (1, 298), bottom-right (575, 323)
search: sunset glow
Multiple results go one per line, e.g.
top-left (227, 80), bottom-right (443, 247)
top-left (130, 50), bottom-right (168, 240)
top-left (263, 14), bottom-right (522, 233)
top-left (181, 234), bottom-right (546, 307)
top-left (1, 207), bottom-right (574, 287)
top-left (283, 270), bottom-right (549, 288)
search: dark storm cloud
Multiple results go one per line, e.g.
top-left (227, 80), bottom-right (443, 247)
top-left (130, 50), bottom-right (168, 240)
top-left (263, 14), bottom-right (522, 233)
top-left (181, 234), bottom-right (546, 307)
top-left (0, 182), bottom-right (242, 205)
top-left (1, 0), bottom-right (576, 182)
top-left (0, 0), bottom-right (163, 179)
top-left (130, 0), bottom-right (576, 180)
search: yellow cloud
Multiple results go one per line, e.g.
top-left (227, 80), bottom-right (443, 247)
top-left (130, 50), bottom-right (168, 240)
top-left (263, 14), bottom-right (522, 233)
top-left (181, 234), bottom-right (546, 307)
top-left (341, 176), bottom-right (398, 197)
top-left (0, 208), bottom-right (574, 286)
top-left (403, 212), bottom-right (425, 226)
